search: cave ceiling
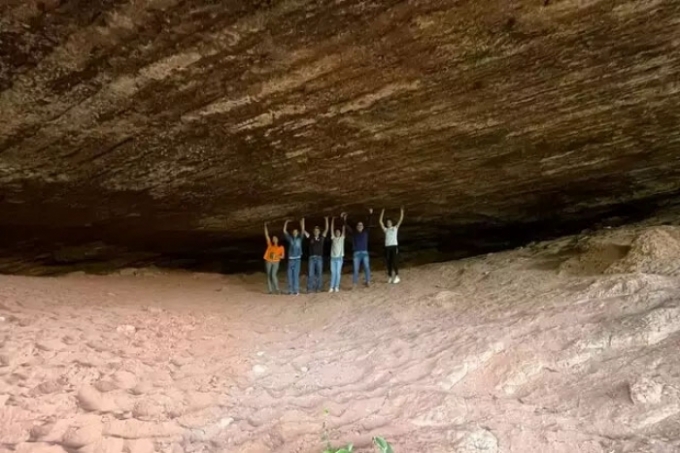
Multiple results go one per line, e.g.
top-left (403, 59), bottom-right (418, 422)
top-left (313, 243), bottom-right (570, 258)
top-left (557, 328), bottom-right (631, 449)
top-left (1, 0), bottom-right (680, 271)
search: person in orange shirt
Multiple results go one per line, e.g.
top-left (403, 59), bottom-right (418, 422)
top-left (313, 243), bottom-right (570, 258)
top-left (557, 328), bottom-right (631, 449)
top-left (264, 222), bottom-right (285, 294)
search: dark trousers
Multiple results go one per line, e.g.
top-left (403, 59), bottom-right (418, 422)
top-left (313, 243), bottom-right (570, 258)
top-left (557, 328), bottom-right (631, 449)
top-left (385, 246), bottom-right (399, 276)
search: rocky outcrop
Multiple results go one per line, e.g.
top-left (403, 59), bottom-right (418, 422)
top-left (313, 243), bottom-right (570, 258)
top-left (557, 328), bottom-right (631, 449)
top-left (1, 0), bottom-right (679, 272)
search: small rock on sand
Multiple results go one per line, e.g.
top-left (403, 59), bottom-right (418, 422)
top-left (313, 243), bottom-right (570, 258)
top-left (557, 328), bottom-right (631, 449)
top-left (113, 370), bottom-right (138, 389)
top-left (31, 379), bottom-right (65, 396)
top-left (77, 385), bottom-right (118, 412)
top-left (116, 325), bottom-right (136, 334)
top-left (252, 365), bottom-right (267, 374)
top-left (60, 419), bottom-right (104, 448)
top-left (94, 379), bottom-right (118, 393)
top-left (453, 429), bottom-right (498, 453)
top-left (630, 377), bottom-right (664, 405)
top-left (131, 381), bottom-right (154, 396)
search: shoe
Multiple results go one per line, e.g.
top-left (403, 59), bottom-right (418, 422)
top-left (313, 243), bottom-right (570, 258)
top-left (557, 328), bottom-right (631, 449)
top-left (328, 288), bottom-right (334, 293)
top-left (393, 276), bottom-right (401, 284)
top-left (335, 288), bottom-right (339, 292)
top-left (388, 277), bottom-right (393, 284)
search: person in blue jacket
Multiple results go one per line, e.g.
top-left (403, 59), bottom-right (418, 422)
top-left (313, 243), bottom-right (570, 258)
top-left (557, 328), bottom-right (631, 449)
top-left (283, 219), bottom-right (304, 295)
top-left (342, 209), bottom-right (373, 288)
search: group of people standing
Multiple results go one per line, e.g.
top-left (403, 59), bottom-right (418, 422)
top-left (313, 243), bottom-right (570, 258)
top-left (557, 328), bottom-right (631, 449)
top-left (263, 208), bottom-right (405, 294)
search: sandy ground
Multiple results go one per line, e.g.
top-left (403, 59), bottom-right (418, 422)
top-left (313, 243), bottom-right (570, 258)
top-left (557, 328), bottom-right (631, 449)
top-left (2, 225), bottom-right (680, 453)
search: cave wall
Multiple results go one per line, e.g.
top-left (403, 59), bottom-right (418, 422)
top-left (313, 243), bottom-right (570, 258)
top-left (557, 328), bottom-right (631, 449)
top-left (1, 0), bottom-right (680, 273)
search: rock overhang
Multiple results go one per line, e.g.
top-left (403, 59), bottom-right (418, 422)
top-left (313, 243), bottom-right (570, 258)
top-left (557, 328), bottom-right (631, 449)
top-left (1, 0), bottom-right (680, 273)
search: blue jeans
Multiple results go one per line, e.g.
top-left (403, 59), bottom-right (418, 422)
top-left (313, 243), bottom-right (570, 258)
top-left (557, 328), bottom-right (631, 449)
top-left (307, 255), bottom-right (323, 292)
top-left (265, 261), bottom-right (280, 293)
top-left (330, 257), bottom-right (343, 290)
top-left (287, 258), bottom-right (301, 294)
top-left (353, 251), bottom-right (371, 285)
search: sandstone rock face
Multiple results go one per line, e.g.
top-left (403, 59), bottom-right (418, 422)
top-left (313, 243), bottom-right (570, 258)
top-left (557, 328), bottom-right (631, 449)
top-left (1, 0), bottom-right (679, 272)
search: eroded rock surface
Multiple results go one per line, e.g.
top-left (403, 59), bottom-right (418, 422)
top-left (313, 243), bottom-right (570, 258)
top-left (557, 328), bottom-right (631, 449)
top-left (1, 0), bottom-right (680, 272)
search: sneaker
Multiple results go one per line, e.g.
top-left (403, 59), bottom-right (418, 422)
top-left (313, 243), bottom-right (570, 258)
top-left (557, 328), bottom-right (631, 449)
top-left (335, 288), bottom-right (340, 292)
top-left (393, 276), bottom-right (401, 284)
top-left (388, 276), bottom-right (393, 284)
top-left (328, 288), bottom-right (334, 293)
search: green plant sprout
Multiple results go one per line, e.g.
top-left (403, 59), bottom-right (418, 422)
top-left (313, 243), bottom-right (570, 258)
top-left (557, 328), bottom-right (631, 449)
top-left (373, 437), bottom-right (394, 453)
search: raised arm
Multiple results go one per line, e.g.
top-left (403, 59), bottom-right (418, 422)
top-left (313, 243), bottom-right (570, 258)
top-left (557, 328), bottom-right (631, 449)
top-left (341, 221), bottom-right (346, 237)
top-left (264, 222), bottom-right (271, 244)
top-left (396, 206), bottom-right (405, 228)
top-left (323, 216), bottom-right (329, 237)
top-left (342, 212), bottom-right (353, 233)
top-left (379, 209), bottom-right (386, 232)
top-left (331, 217), bottom-right (335, 235)
top-left (283, 219), bottom-right (290, 237)
top-left (301, 218), bottom-right (309, 238)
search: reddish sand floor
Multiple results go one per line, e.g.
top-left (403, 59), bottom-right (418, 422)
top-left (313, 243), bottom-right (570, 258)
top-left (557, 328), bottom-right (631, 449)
top-left (2, 225), bottom-right (680, 452)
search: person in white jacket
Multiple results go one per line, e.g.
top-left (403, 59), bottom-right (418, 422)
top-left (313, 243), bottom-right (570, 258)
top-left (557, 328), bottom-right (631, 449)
top-left (379, 207), bottom-right (405, 284)
top-left (328, 216), bottom-right (346, 292)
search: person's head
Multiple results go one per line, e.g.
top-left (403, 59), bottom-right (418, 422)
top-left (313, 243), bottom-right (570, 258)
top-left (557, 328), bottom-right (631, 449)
top-left (272, 235), bottom-right (279, 245)
top-left (334, 228), bottom-right (342, 238)
top-left (386, 218), bottom-right (393, 228)
top-left (313, 226), bottom-right (321, 237)
top-left (356, 221), bottom-right (364, 232)
top-left (292, 228), bottom-right (299, 238)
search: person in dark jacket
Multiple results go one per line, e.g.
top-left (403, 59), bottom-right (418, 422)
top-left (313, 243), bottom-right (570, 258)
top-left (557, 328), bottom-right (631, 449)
top-left (302, 216), bottom-right (329, 293)
top-left (342, 209), bottom-right (373, 288)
